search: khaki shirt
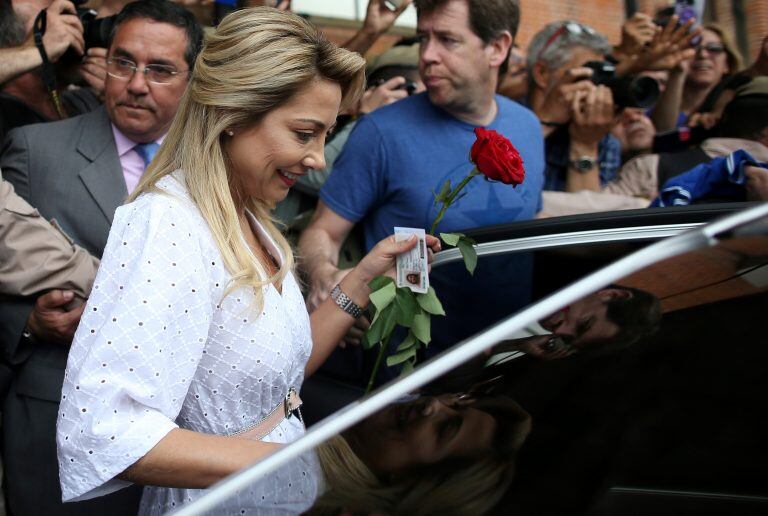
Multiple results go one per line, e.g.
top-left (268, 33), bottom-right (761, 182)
top-left (0, 177), bottom-right (98, 299)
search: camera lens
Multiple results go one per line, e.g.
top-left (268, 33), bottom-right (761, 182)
top-left (621, 75), bottom-right (660, 109)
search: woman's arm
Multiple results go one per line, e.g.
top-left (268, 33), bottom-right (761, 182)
top-left (120, 428), bottom-right (281, 488)
top-left (651, 66), bottom-right (687, 132)
top-left (306, 234), bottom-right (441, 377)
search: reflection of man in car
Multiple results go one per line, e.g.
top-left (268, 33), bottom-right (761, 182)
top-left (313, 391), bottom-right (531, 515)
top-left (540, 285), bottom-right (661, 351)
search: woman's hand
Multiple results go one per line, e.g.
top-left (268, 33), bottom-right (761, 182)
top-left (336, 234), bottom-right (441, 314)
top-left (355, 233), bottom-right (441, 285)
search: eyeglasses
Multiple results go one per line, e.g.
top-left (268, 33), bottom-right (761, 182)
top-left (536, 22), bottom-right (597, 62)
top-left (106, 57), bottom-right (189, 84)
top-left (695, 42), bottom-right (725, 55)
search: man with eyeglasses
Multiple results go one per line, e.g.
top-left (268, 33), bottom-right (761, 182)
top-left (0, 1), bottom-right (202, 513)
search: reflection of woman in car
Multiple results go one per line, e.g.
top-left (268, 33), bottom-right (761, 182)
top-left (312, 391), bottom-right (531, 515)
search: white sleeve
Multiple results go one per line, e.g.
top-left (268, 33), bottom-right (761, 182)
top-left (57, 194), bottom-right (214, 502)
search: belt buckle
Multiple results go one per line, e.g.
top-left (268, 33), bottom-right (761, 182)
top-left (284, 387), bottom-right (296, 419)
top-left (283, 387), bottom-right (303, 422)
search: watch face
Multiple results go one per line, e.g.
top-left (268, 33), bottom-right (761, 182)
top-left (571, 157), bottom-right (597, 172)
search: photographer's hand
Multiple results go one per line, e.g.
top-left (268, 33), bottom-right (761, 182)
top-left (79, 47), bottom-right (107, 99)
top-left (615, 15), bottom-right (699, 76)
top-left (567, 86), bottom-right (616, 192)
top-left (38, 0), bottom-right (85, 62)
top-left (536, 67), bottom-right (595, 137)
top-left (359, 76), bottom-right (410, 115)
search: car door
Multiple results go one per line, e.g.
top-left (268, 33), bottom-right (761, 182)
top-left (174, 203), bottom-right (768, 516)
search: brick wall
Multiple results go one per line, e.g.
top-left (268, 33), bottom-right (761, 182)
top-left (515, 0), bottom-right (625, 51)
top-left (314, 1), bottom-right (767, 66)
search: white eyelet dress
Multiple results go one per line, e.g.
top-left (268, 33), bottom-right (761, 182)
top-left (56, 172), bottom-right (320, 515)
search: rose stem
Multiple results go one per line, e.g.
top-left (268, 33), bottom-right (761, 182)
top-left (365, 334), bottom-right (392, 395)
top-left (429, 167), bottom-right (480, 236)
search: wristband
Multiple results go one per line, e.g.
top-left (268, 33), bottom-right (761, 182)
top-left (331, 284), bottom-right (363, 319)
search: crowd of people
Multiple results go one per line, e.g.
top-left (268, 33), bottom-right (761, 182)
top-left (0, 0), bottom-right (765, 514)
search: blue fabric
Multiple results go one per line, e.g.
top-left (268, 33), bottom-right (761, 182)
top-left (133, 142), bottom-right (160, 169)
top-left (320, 93), bottom-right (545, 251)
top-left (651, 149), bottom-right (767, 207)
top-left (543, 128), bottom-right (622, 191)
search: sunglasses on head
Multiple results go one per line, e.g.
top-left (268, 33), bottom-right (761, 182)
top-left (536, 22), bottom-right (597, 62)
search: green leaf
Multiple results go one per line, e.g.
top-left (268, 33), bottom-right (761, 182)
top-left (460, 234), bottom-right (477, 245)
top-left (364, 303), bottom-right (396, 347)
top-left (400, 359), bottom-right (415, 376)
top-left (411, 312), bottom-right (431, 345)
top-left (368, 275), bottom-right (394, 292)
top-left (439, 232), bottom-right (462, 246)
top-left (416, 287), bottom-right (445, 316)
top-left (369, 281), bottom-right (396, 312)
top-left (434, 179), bottom-right (452, 203)
top-left (395, 332), bottom-right (417, 352)
top-left (457, 240), bottom-right (478, 275)
top-left (386, 346), bottom-right (416, 367)
top-left (394, 288), bottom-right (419, 327)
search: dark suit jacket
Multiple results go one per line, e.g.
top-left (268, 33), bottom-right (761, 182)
top-left (0, 107), bottom-right (141, 514)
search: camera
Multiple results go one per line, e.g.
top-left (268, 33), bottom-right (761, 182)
top-left (583, 60), bottom-right (660, 109)
top-left (371, 78), bottom-right (418, 96)
top-left (73, 0), bottom-right (117, 49)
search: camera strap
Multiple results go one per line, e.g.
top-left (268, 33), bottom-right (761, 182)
top-left (33, 9), bottom-right (66, 120)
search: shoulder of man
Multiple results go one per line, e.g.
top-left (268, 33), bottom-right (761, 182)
top-left (495, 94), bottom-right (541, 128)
top-left (364, 92), bottom-right (436, 128)
top-left (7, 106), bottom-right (108, 146)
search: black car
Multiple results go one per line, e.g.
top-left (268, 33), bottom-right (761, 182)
top-left (174, 203), bottom-right (768, 516)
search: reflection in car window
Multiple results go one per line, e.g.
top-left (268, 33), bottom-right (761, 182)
top-left (188, 209), bottom-right (768, 516)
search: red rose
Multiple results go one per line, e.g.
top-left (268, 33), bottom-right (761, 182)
top-left (470, 127), bottom-right (525, 185)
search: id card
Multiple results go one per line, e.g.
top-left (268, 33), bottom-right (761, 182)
top-left (394, 227), bottom-right (429, 294)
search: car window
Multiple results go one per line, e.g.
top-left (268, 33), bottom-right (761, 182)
top-left (176, 205), bottom-right (768, 516)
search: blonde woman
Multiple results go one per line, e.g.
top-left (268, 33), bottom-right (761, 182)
top-left (56, 7), bottom-right (439, 514)
top-left (314, 391), bottom-right (532, 515)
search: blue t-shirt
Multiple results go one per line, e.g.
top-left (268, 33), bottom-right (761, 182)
top-left (320, 93), bottom-right (545, 251)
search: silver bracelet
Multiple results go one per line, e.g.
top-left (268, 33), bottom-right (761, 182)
top-left (330, 284), bottom-right (363, 319)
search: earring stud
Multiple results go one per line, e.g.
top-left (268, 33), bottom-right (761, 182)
top-left (226, 130), bottom-right (234, 136)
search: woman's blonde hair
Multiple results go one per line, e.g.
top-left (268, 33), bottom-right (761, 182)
top-left (703, 23), bottom-right (744, 75)
top-left (128, 7), bottom-right (365, 309)
top-left (312, 396), bottom-right (532, 515)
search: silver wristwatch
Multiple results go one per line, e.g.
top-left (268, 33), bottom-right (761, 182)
top-left (568, 155), bottom-right (598, 173)
top-left (331, 284), bottom-right (363, 319)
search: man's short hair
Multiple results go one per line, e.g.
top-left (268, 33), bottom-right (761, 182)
top-left (0, 0), bottom-right (26, 49)
top-left (601, 285), bottom-right (662, 353)
top-left (413, 0), bottom-right (520, 75)
top-left (108, 0), bottom-right (204, 71)
top-left (526, 20), bottom-right (611, 71)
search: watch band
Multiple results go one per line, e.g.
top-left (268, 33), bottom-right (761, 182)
top-left (331, 284), bottom-right (363, 319)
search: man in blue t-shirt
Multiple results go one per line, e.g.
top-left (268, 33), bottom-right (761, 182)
top-left (300, 0), bottom-right (544, 316)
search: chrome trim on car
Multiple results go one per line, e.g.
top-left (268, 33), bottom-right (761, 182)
top-left (431, 223), bottom-right (704, 267)
top-left (173, 204), bottom-right (768, 516)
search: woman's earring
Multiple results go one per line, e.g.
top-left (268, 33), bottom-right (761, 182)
top-left (226, 130), bottom-right (234, 137)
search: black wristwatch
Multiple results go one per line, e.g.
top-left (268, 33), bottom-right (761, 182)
top-left (568, 156), bottom-right (598, 173)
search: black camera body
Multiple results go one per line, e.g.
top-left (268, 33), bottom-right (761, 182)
top-left (583, 60), bottom-right (660, 109)
top-left (370, 78), bottom-right (419, 96)
top-left (73, 0), bottom-right (116, 49)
